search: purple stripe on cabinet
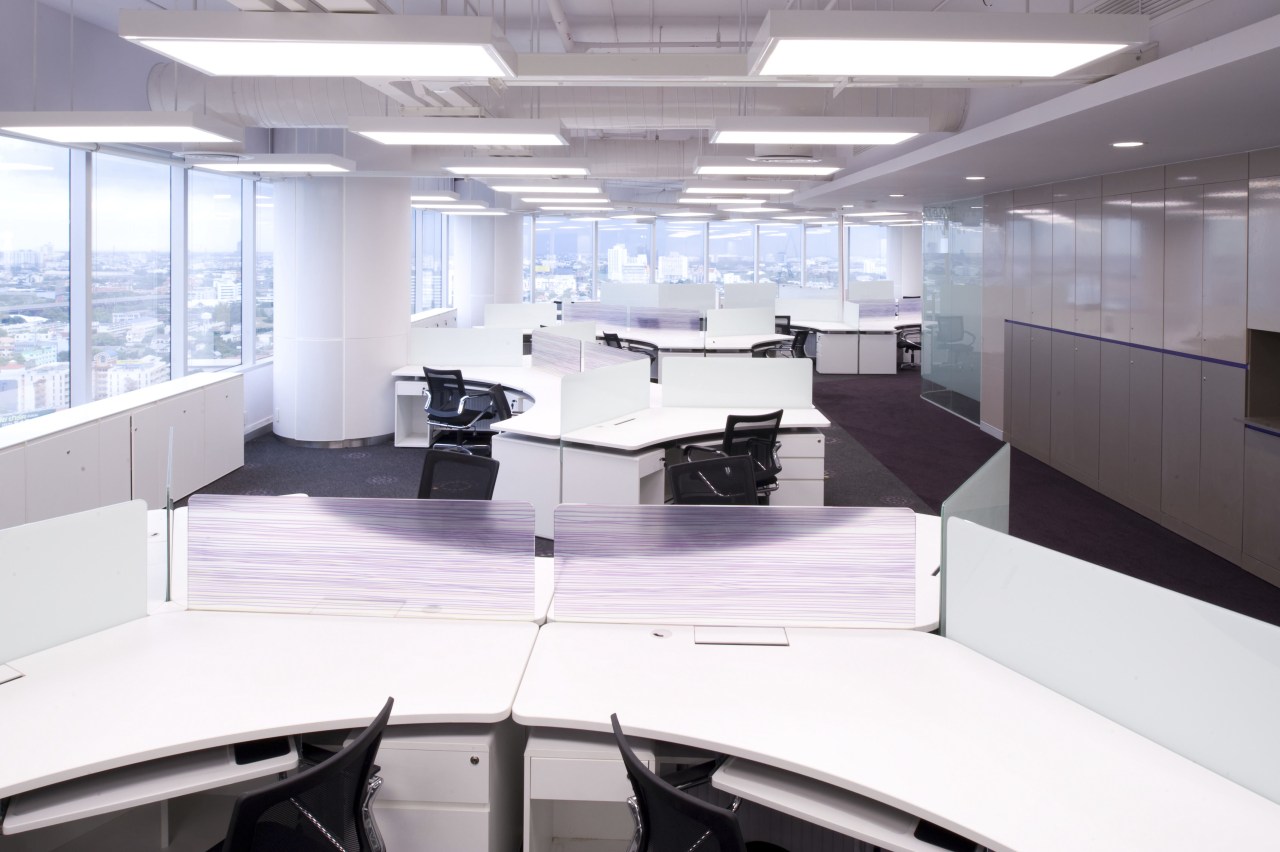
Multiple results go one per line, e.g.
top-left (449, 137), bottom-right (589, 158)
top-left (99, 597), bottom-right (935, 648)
top-left (565, 302), bottom-right (628, 326)
top-left (531, 330), bottom-right (583, 375)
top-left (629, 306), bottom-right (701, 330)
top-left (187, 495), bottom-right (535, 618)
top-left (552, 505), bottom-right (915, 626)
top-left (584, 343), bottom-right (647, 371)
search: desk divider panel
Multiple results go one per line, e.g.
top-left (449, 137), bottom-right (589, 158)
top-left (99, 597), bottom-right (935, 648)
top-left (857, 302), bottom-right (899, 323)
top-left (705, 306), bottom-right (774, 336)
top-left (599, 284), bottom-right (659, 307)
top-left (551, 505), bottom-right (916, 626)
top-left (408, 327), bottom-right (523, 367)
top-left (776, 298), bottom-right (842, 322)
top-left (186, 495), bottom-right (536, 620)
top-left (542, 321), bottom-right (598, 342)
top-left (939, 445), bottom-right (1009, 636)
top-left (721, 284), bottom-right (777, 309)
top-left (846, 280), bottom-right (895, 303)
top-left (560, 359), bottom-right (650, 432)
top-left (659, 283), bottom-right (716, 311)
top-left (0, 500), bottom-right (148, 665)
top-left (484, 302), bottom-right (558, 328)
top-left (531, 329), bottom-right (584, 375)
top-left (583, 342), bottom-right (647, 371)
top-left (564, 302), bottom-right (628, 326)
top-left (898, 297), bottom-right (922, 324)
top-left (661, 357), bottom-right (813, 409)
top-left (946, 517), bottom-right (1280, 806)
top-left (842, 301), bottom-right (861, 326)
top-left (628, 306), bottom-right (701, 331)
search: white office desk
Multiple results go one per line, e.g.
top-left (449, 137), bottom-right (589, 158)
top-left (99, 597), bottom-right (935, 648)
top-left (393, 362), bottom-right (565, 445)
top-left (512, 623), bottom-right (1280, 852)
top-left (0, 611), bottom-right (538, 809)
top-left (790, 319), bottom-right (901, 375)
top-left (559, 405), bottom-right (829, 452)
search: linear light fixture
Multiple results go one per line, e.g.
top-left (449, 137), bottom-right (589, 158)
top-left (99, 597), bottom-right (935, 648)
top-left (678, 196), bottom-right (766, 205)
top-left (350, 118), bottom-right (567, 147)
top-left (776, 214), bottom-right (824, 220)
top-left (0, 111), bottom-right (241, 145)
top-left (661, 211), bottom-right (713, 217)
top-left (488, 182), bottom-right (601, 194)
top-left (444, 210), bottom-right (508, 216)
top-left (413, 202), bottom-right (488, 210)
top-left (120, 12), bottom-right (517, 78)
top-left (695, 157), bottom-right (841, 177)
top-left (749, 10), bottom-right (1148, 78)
top-left (721, 206), bottom-right (787, 213)
top-left (194, 154), bottom-right (354, 174)
top-left (446, 159), bottom-right (590, 177)
top-left (411, 192), bottom-right (460, 202)
top-left (539, 205), bottom-right (614, 212)
top-left (684, 184), bottom-right (796, 195)
top-left (711, 117), bottom-right (927, 146)
top-left (522, 196), bottom-right (610, 204)
top-left (845, 211), bottom-right (908, 217)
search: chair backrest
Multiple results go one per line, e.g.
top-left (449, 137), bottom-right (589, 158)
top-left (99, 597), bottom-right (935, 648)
top-left (723, 410), bottom-right (783, 483)
top-left (668, 455), bottom-right (758, 505)
top-left (219, 697), bottom-right (394, 852)
top-left (790, 327), bottom-right (811, 358)
top-left (774, 315), bottom-right (792, 335)
top-left (897, 324), bottom-right (922, 350)
top-left (423, 367), bottom-right (468, 416)
top-left (602, 332), bottom-right (624, 348)
top-left (611, 714), bottom-right (745, 852)
top-left (936, 315), bottom-right (965, 344)
top-left (481, 383), bottom-right (513, 423)
top-left (418, 449), bottom-right (500, 499)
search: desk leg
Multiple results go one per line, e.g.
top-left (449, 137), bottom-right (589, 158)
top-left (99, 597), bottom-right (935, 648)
top-left (158, 801), bottom-right (170, 849)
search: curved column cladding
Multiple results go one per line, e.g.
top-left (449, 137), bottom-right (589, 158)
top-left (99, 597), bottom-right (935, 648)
top-left (274, 176), bottom-right (410, 444)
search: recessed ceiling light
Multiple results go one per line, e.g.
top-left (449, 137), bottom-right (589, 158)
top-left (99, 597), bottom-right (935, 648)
top-left (350, 118), bottom-right (566, 147)
top-left (1112, 140), bottom-right (1145, 148)
top-left (965, 176), bottom-right (986, 181)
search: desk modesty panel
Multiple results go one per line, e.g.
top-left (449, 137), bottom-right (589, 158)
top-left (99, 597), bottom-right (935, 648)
top-left (512, 624), bottom-right (1280, 852)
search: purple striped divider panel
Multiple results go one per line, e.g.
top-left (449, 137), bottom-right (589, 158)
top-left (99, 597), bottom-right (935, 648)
top-left (552, 505), bottom-right (916, 626)
top-left (629, 306), bottom-right (701, 330)
top-left (583, 342), bottom-right (647, 371)
top-left (187, 495), bottom-right (535, 619)
top-left (531, 329), bottom-right (583, 375)
top-left (564, 302), bottom-right (628, 326)
top-left (859, 302), bottom-right (899, 321)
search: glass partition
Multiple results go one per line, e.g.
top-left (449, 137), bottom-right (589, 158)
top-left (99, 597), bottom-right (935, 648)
top-left (253, 182), bottom-right (274, 360)
top-left (0, 136), bottom-right (70, 425)
top-left (922, 198), bottom-right (983, 422)
top-left (187, 169), bottom-right (243, 371)
top-left (939, 444), bottom-right (1010, 635)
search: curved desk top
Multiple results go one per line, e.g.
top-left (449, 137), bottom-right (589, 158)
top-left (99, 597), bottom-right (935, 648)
top-left (512, 623), bottom-right (1280, 852)
top-left (0, 611), bottom-right (539, 800)
top-left (600, 325), bottom-right (791, 353)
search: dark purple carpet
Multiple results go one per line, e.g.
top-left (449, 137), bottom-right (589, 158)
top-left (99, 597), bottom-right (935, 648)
top-left (814, 371), bottom-right (1280, 627)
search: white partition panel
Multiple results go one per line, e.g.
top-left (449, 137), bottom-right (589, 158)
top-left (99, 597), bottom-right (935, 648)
top-left (706, 306), bottom-right (774, 336)
top-left (407, 326), bottom-right (523, 366)
top-left (1, 501), bottom-right (148, 664)
top-left (560, 359), bottom-right (650, 432)
top-left (777, 298), bottom-right (842, 322)
top-left (484, 302), bottom-right (558, 328)
top-left (721, 284), bottom-right (776, 309)
top-left (599, 284), bottom-right (659, 307)
top-left (842, 302), bottom-right (861, 326)
top-left (542, 321), bottom-right (598, 342)
top-left (662, 357), bottom-right (813, 409)
top-left (659, 283), bottom-right (716, 311)
top-left (846, 280), bottom-right (895, 303)
top-left (947, 518), bottom-right (1280, 806)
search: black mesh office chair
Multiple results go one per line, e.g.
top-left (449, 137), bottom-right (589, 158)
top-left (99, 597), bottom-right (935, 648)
top-left (683, 410), bottom-right (783, 505)
top-left (611, 714), bottom-right (787, 852)
top-left (667, 455), bottom-right (758, 505)
top-left (418, 449), bottom-right (500, 500)
top-left (209, 697), bottom-right (393, 852)
top-left (897, 324), bottom-right (922, 370)
top-left (790, 327), bottom-right (812, 360)
top-left (774, 315), bottom-right (792, 336)
top-left (602, 332), bottom-right (625, 348)
top-left (621, 338), bottom-right (660, 382)
top-left (423, 367), bottom-right (505, 454)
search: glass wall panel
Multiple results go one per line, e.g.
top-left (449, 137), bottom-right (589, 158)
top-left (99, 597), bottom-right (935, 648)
top-left (654, 219), bottom-right (705, 284)
top-left (533, 216), bottom-right (594, 301)
top-left (91, 153), bottom-right (171, 400)
top-left (803, 222), bottom-right (839, 292)
top-left (0, 136), bottom-right (71, 425)
top-left (845, 222), bottom-right (890, 283)
top-left (708, 221), bottom-right (755, 291)
top-left (922, 199), bottom-right (983, 423)
top-left (758, 222), bottom-right (801, 297)
top-left (521, 215), bottom-right (533, 301)
top-left (412, 208), bottom-right (446, 311)
top-left (254, 182), bottom-right (274, 360)
top-left (187, 169), bottom-right (243, 371)
top-left (597, 220), bottom-right (652, 286)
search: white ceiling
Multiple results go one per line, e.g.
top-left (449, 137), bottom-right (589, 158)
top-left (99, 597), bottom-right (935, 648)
top-left (27, 0), bottom-right (1280, 211)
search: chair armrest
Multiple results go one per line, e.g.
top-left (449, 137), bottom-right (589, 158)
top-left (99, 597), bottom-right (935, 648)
top-left (684, 445), bottom-right (727, 463)
top-left (661, 758), bottom-right (725, 791)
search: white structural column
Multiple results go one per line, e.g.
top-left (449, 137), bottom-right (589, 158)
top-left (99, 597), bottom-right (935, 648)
top-left (273, 176), bottom-right (410, 444)
top-left (451, 215), bottom-right (525, 327)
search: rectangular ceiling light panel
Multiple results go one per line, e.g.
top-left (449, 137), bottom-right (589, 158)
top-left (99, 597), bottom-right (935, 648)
top-left (490, 183), bottom-right (601, 194)
top-left (684, 184), bottom-right (796, 195)
top-left (195, 154), bottom-right (354, 173)
top-left (350, 118), bottom-right (567, 147)
top-left (694, 157), bottom-right (841, 177)
top-left (749, 10), bottom-right (1148, 78)
top-left (711, 117), bottom-right (927, 145)
top-left (120, 12), bottom-right (517, 78)
top-left (446, 159), bottom-right (590, 176)
top-left (0, 111), bottom-right (241, 145)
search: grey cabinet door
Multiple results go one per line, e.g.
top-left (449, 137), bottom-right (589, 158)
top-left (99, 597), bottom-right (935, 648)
top-left (1129, 348), bottom-right (1164, 515)
top-left (1163, 184), bottom-right (1203, 356)
top-left (1130, 189), bottom-right (1166, 348)
top-left (1161, 353), bottom-right (1203, 525)
top-left (1101, 195), bottom-right (1132, 341)
top-left (1202, 180), bottom-right (1248, 365)
top-left (1050, 332), bottom-right (1076, 470)
top-left (1197, 362), bottom-right (1246, 550)
top-left (1052, 200), bottom-right (1076, 331)
top-left (1099, 341), bottom-right (1131, 497)
top-left (1248, 176), bottom-right (1280, 333)
top-left (1028, 327), bottom-right (1054, 459)
top-left (1075, 197), bottom-right (1103, 338)
top-left (1073, 337), bottom-right (1102, 484)
top-left (1244, 428), bottom-right (1280, 571)
top-left (1030, 209), bottom-right (1054, 327)
top-left (1009, 323), bottom-right (1032, 448)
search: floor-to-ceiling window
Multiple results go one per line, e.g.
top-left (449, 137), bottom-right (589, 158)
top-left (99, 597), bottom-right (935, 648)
top-left (412, 208), bottom-right (446, 312)
top-left (533, 216), bottom-right (594, 301)
top-left (187, 169), bottom-right (243, 371)
top-left (803, 221), bottom-right (839, 293)
top-left (0, 136), bottom-right (70, 424)
top-left (758, 222), bottom-right (802, 298)
top-left (91, 153), bottom-right (172, 400)
top-left (708, 221), bottom-right (755, 289)
top-left (254, 182), bottom-right (274, 360)
top-left (654, 219), bottom-right (706, 284)
top-left (596, 219), bottom-right (652, 287)
top-left (845, 221), bottom-right (891, 284)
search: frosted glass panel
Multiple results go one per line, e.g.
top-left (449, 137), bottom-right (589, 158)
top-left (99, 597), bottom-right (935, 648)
top-left (1, 501), bottom-right (148, 664)
top-left (940, 444), bottom-right (1009, 636)
top-left (922, 199), bottom-right (983, 423)
top-left (947, 518), bottom-right (1280, 805)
